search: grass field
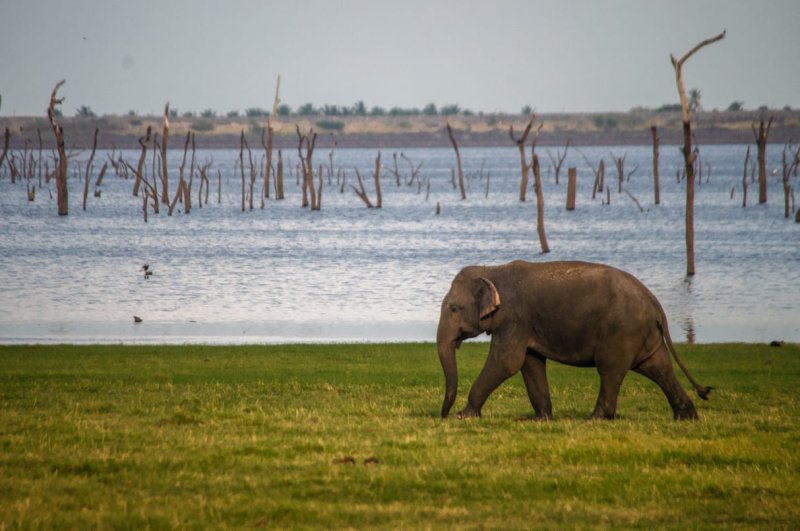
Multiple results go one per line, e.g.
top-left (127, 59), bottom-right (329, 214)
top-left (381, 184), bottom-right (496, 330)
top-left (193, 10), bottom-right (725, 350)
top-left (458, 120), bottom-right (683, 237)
top-left (1, 342), bottom-right (798, 528)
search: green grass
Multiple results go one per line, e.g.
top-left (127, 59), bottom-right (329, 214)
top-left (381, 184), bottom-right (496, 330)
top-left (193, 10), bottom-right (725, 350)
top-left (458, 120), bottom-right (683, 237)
top-left (1, 343), bottom-right (798, 529)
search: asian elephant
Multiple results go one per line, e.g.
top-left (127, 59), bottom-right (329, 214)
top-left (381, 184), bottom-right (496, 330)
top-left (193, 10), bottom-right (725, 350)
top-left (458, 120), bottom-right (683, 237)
top-left (436, 260), bottom-right (711, 420)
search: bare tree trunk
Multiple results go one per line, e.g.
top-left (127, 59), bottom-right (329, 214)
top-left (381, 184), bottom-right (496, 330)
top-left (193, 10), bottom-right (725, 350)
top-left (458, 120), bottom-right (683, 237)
top-left (133, 126), bottom-right (151, 197)
top-left (82, 127), bottom-right (98, 211)
top-left (611, 151), bottom-right (626, 194)
top-left (566, 167), bottom-right (577, 210)
top-left (161, 102), bottom-right (170, 203)
top-left (446, 123), bottom-right (466, 200)
top-left (373, 151), bottom-right (383, 208)
top-left (351, 168), bottom-right (374, 208)
top-left (752, 116), bottom-right (773, 204)
top-left (0, 127), bottom-right (10, 175)
top-left (239, 131), bottom-right (246, 212)
top-left (168, 131), bottom-right (190, 215)
top-left (314, 163), bottom-right (323, 211)
top-left (591, 159), bottom-right (605, 200)
top-left (46, 80), bottom-right (69, 215)
top-left (742, 145), bottom-right (750, 208)
top-left (511, 116), bottom-right (534, 201)
top-left (276, 150), bottom-right (285, 199)
top-left (532, 155), bottom-right (549, 253)
top-left (651, 125), bottom-right (660, 205)
top-left (671, 30), bottom-right (726, 277)
top-left (546, 139), bottom-right (570, 185)
top-left (296, 126), bottom-right (317, 210)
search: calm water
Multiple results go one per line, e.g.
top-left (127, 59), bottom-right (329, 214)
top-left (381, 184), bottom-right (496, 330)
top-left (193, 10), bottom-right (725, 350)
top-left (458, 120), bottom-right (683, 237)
top-left (0, 144), bottom-right (797, 344)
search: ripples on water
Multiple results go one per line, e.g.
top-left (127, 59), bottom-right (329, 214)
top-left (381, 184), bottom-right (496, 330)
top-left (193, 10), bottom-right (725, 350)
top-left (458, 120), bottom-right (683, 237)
top-left (0, 144), bottom-right (797, 343)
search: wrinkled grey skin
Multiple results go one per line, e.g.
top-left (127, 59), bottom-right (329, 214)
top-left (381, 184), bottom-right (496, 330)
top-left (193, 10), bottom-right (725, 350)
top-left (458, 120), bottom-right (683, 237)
top-left (437, 260), bottom-right (711, 420)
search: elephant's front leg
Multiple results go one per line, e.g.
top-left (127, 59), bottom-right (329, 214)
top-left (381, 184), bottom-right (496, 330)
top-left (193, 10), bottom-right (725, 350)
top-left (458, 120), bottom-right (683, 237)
top-left (520, 352), bottom-right (553, 420)
top-left (458, 335), bottom-right (526, 419)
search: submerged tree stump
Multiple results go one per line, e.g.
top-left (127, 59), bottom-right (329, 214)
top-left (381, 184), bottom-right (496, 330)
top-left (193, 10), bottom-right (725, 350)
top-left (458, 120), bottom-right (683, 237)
top-left (566, 167), bottom-right (577, 210)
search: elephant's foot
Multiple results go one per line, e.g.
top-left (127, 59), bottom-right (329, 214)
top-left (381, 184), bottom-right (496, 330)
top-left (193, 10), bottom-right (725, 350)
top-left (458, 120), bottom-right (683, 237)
top-left (673, 402), bottom-right (699, 420)
top-left (456, 405), bottom-right (481, 419)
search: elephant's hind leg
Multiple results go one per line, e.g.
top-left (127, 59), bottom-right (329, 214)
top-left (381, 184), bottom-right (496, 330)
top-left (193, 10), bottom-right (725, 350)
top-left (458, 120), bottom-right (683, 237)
top-left (520, 352), bottom-right (553, 420)
top-left (633, 345), bottom-right (698, 420)
top-left (591, 370), bottom-right (625, 420)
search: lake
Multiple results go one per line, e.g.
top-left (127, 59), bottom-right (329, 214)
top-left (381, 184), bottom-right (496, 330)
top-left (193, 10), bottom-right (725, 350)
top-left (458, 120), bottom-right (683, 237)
top-left (0, 143), bottom-right (797, 344)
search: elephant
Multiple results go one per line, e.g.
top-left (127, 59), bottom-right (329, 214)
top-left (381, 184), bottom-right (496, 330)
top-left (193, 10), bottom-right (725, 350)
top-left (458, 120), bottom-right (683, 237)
top-left (436, 260), bottom-right (711, 420)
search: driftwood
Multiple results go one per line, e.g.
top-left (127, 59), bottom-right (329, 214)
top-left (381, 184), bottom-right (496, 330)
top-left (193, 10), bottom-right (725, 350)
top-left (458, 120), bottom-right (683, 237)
top-left (671, 29), bottom-right (726, 276)
top-left (46, 80), bottom-right (69, 215)
top-left (446, 123), bottom-right (466, 200)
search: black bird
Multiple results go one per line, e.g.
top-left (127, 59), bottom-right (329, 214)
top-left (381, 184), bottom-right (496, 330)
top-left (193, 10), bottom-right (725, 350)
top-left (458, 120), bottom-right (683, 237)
top-left (141, 264), bottom-right (152, 279)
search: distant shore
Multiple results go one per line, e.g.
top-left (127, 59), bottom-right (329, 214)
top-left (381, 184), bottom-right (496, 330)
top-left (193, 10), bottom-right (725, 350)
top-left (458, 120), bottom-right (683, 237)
top-left (3, 109), bottom-right (799, 150)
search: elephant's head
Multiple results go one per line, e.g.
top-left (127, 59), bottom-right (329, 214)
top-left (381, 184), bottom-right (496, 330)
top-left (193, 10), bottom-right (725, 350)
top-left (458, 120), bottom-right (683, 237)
top-left (437, 269), bottom-right (501, 418)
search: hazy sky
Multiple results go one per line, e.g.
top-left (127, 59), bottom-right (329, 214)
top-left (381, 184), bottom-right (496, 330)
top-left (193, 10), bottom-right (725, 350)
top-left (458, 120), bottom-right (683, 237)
top-left (1, 0), bottom-right (798, 116)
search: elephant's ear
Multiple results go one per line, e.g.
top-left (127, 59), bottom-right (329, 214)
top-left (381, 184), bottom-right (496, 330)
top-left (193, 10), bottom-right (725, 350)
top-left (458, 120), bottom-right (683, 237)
top-left (478, 277), bottom-right (501, 320)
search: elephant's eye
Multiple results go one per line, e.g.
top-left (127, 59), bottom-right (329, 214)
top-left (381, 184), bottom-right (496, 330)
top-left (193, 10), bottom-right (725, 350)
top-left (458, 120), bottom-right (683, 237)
top-left (449, 304), bottom-right (460, 313)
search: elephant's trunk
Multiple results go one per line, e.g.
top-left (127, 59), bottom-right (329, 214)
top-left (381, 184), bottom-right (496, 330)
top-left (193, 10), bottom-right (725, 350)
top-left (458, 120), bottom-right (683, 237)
top-left (437, 323), bottom-right (458, 418)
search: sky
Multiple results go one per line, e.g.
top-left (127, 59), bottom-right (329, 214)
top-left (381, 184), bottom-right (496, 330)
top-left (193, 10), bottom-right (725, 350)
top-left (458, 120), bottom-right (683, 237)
top-left (1, 0), bottom-right (798, 117)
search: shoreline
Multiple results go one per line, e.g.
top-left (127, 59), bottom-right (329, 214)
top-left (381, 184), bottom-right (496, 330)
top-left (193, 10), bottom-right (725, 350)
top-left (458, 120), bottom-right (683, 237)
top-left (3, 109), bottom-right (799, 150)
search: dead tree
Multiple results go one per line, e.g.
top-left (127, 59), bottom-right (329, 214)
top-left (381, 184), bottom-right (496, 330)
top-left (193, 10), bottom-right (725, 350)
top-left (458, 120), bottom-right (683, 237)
top-left (546, 139), bottom-right (570, 185)
top-left (168, 132), bottom-right (191, 215)
top-left (611, 151), bottom-right (627, 193)
top-left (373, 152), bottom-right (383, 208)
top-left (446, 123), bottom-right (466, 200)
top-left (651, 125), bottom-right (661, 205)
top-left (0, 127), bottom-right (10, 175)
top-left (46, 80), bottom-right (69, 215)
top-left (239, 131), bottom-right (247, 211)
top-left (386, 152), bottom-right (401, 186)
top-left (263, 76), bottom-right (281, 200)
top-left (296, 125), bottom-right (318, 210)
top-left (510, 116), bottom-right (535, 201)
top-left (751, 116), bottom-right (773, 204)
top-left (532, 154), bottom-right (549, 253)
top-left (276, 150), bottom-right (285, 199)
top-left (401, 153), bottom-right (423, 186)
top-left (242, 132), bottom-right (256, 210)
top-left (566, 167), bottom-right (577, 210)
top-left (132, 126), bottom-right (151, 197)
top-left (161, 103), bottom-right (170, 203)
top-left (352, 168), bottom-right (375, 208)
top-left (671, 29), bottom-right (726, 276)
top-left (783, 144), bottom-right (800, 218)
top-left (125, 161), bottom-right (159, 216)
top-left (742, 146), bottom-right (751, 208)
top-left (82, 127), bottom-right (99, 211)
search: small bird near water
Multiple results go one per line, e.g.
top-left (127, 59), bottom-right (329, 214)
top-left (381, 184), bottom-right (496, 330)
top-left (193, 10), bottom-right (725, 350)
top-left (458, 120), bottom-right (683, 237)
top-left (141, 264), bottom-right (152, 279)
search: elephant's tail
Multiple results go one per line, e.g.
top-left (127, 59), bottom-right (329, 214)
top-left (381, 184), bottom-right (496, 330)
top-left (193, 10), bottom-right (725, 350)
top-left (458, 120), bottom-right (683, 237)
top-left (659, 321), bottom-right (713, 400)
